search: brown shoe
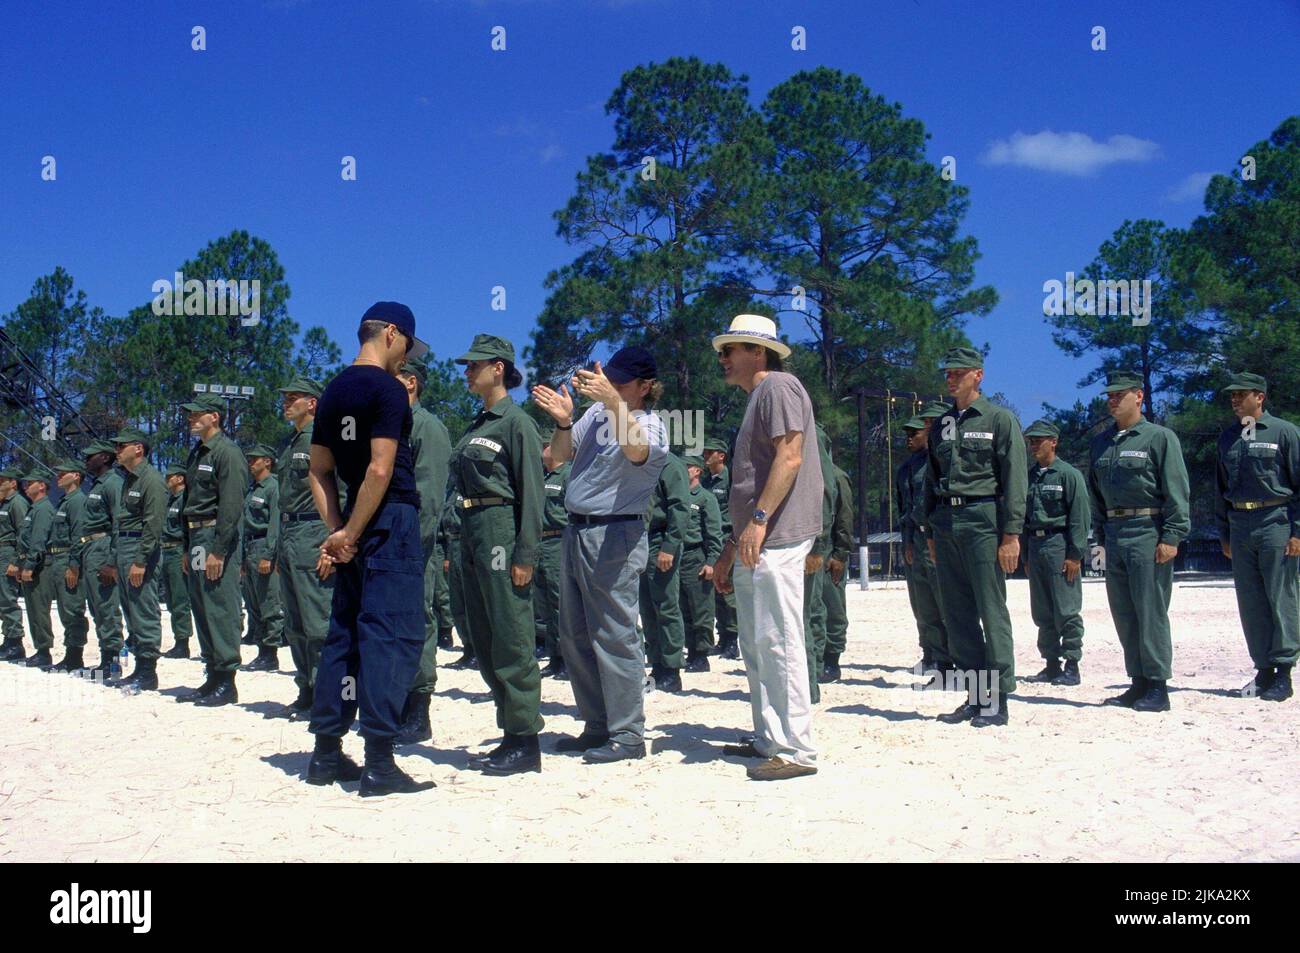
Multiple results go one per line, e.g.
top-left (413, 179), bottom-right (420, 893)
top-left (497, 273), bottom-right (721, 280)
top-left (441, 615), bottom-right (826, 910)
top-left (746, 757), bottom-right (817, 781)
top-left (721, 741), bottom-right (763, 758)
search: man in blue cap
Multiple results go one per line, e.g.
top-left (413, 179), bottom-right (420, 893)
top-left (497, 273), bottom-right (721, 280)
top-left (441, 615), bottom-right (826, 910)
top-left (304, 301), bottom-right (434, 796)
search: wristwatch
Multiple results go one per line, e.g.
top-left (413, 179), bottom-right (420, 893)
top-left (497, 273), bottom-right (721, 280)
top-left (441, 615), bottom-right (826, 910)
top-left (752, 508), bottom-right (768, 525)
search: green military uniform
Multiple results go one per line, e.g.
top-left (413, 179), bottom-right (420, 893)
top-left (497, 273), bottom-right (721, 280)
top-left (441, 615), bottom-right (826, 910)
top-left (113, 432), bottom-right (168, 660)
top-left (240, 453), bottom-right (285, 654)
top-left (702, 438), bottom-right (737, 654)
top-left (405, 367), bottom-right (452, 698)
top-left (275, 381), bottom-right (335, 699)
top-left (898, 427), bottom-right (949, 669)
top-left (680, 458), bottom-right (723, 662)
top-left (181, 395), bottom-right (248, 675)
top-left (641, 452), bottom-right (690, 678)
top-left (439, 491), bottom-right (471, 658)
top-left (921, 348), bottom-right (1027, 707)
top-left (17, 473), bottom-right (57, 657)
top-left (821, 464), bottom-right (854, 676)
top-left (48, 465), bottom-right (90, 660)
top-left (1023, 420), bottom-right (1090, 670)
top-left (534, 455), bottom-right (570, 664)
top-left (802, 425), bottom-right (836, 701)
top-left (160, 464), bottom-right (193, 650)
top-left (75, 444), bottom-right (126, 668)
top-left (1088, 372), bottom-right (1190, 698)
top-left (1214, 373), bottom-right (1300, 694)
top-left (0, 471), bottom-right (29, 653)
top-left (451, 336), bottom-right (544, 739)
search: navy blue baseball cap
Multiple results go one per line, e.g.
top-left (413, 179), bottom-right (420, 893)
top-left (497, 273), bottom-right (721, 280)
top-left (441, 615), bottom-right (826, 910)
top-left (604, 346), bottom-right (657, 385)
top-left (362, 301), bottom-right (428, 361)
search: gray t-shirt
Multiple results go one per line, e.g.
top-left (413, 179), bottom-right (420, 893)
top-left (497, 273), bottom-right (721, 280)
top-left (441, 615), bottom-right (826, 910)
top-left (730, 371), bottom-right (824, 546)
top-left (564, 403), bottom-right (669, 516)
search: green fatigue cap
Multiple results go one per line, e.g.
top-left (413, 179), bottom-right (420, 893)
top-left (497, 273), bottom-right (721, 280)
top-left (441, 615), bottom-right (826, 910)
top-left (1222, 372), bottom-right (1268, 394)
top-left (456, 334), bottom-right (515, 365)
top-left (166, 463), bottom-right (187, 478)
top-left (902, 415), bottom-right (926, 431)
top-left (278, 376), bottom-right (323, 397)
top-left (920, 401), bottom-right (949, 419)
top-left (1103, 370), bottom-right (1143, 393)
top-left (112, 427), bottom-right (151, 446)
top-left (703, 437), bottom-right (729, 454)
top-left (939, 346), bottom-right (983, 370)
top-left (181, 393), bottom-right (226, 414)
top-left (0, 467), bottom-right (21, 480)
top-left (1023, 419), bottom-right (1060, 439)
top-left (398, 359), bottom-right (428, 388)
top-left (21, 468), bottom-right (53, 484)
top-left (54, 459), bottom-right (87, 476)
top-left (682, 455), bottom-right (707, 470)
top-left (245, 443), bottom-right (277, 462)
top-left (82, 440), bottom-right (115, 458)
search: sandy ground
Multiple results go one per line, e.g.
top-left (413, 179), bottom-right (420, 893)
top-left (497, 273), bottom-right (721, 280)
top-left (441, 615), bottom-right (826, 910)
top-left (1, 575), bottom-right (1297, 863)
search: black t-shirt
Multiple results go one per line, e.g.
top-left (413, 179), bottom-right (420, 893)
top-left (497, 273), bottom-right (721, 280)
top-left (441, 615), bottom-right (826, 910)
top-left (312, 364), bottom-right (418, 513)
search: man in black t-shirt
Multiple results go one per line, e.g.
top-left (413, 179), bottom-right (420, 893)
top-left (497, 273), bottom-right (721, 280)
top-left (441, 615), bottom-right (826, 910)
top-left (303, 301), bottom-right (436, 797)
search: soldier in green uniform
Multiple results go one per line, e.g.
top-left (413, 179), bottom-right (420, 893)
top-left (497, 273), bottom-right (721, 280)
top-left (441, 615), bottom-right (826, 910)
top-left (44, 461), bottom-right (90, 672)
top-left (452, 334), bottom-right (544, 775)
top-left (642, 451), bottom-right (691, 691)
top-left (702, 438), bottom-right (738, 659)
top-left (921, 347), bottom-right (1026, 727)
top-left (16, 469), bottom-right (57, 667)
top-left (681, 456), bottom-right (723, 672)
top-left (819, 463), bottom-right (854, 683)
top-left (535, 426), bottom-right (571, 679)
top-left (802, 424), bottom-right (837, 700)
top-left (903, 404), bottom-right (953, 682)
top-left (1088, 370), bottom-right (1190, 713)
top-left (1022, 419), bottom-right (1090, 686)
top-left (240, 444), bottom-right (285, 672)
top-left (109, 429), bottom-right (168, 691)
top-left (273, 377), bottom-right (335, 719)
top-left (1215, 372), bottom-right (1300, 703)
top-left (178, 392), bottom-right (248, 706)
top-left (439, 490), bottom-right (474, 669)
top-left (160, 464), bottom-right (193, 658)
top-left (0, 468), bottom-right (29, 661)
top-left (76, 441), bottom-right (125, 679)
top-left (396, 359), bottom-right (452, 745)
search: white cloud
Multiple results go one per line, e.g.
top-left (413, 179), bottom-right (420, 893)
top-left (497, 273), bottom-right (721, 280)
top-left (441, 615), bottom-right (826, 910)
top-left (983, 131), bottom-right (1160, 176)
top-left (1164, 171), bottom-right (1214, 203)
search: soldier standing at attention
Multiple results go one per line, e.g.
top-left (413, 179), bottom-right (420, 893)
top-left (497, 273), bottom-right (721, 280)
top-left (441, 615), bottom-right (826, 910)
top-left (439, 491), bottom-right (474, 669)
top-left (109, 429), bottom-right (168, 691)
top-left (16, 469), bottom-right (57, 668)
top-left (273, 377), bottom-right (334, 720)
top-left (898, 415), bottom-right (949, 679)
top-left (642, 452), bottom-right (691, 692)
top-left (44, 461), bottom-right (90, 673)
top-left (681, 455), bottom-right (724, 673)
top-left (819, 462), bottom-right (854, 684)
top-left (0, 468), bottom-right (29, 661)
top-left (1088, 370), bottom-right (1190, 713)
top-left (535, 425), bottom-right (571, 680)
top-left (1215, 372), bottom-right (1299, 703)
top-left (160, 464), bottom-right (193, 659)
top-left (1022, 419), bottom-right (1090, 687)
top-left (395, 358), bottom-right (452, 746)
top-left (76, 442), bottom-right (126, 679)
top-left (702, 438), bottom-right (738, 659)
top-left (921, 346), bottom-right (1026, 728)
top-left (241, 445), bottom-right (285, 673)
top-left (452, 334), bottom-right (545, 776)
top-left (177, 393), bottom-right (249, 707)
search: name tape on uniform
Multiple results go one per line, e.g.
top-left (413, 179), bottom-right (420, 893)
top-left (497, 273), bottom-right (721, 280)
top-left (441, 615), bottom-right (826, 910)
top-left (1249, 442), bottom-right (1279, 451)
top-left (964, 431), bottom-right (994, 440)
top-left (1119, 450), bottom-right (1148, 459)
top-left (469, 437), bottom-right (504, 454)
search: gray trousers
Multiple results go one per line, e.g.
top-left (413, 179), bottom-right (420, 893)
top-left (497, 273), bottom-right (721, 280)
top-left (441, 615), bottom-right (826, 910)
top-left (559, 519), bottom-right (649, 747)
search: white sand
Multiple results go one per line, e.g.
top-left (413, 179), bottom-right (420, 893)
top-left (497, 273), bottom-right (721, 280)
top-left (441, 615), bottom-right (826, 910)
top-left (1, 576), bottom-right (1297, 862)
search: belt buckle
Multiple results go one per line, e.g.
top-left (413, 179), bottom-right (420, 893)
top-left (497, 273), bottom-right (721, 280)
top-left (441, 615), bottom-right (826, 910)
top-left (461, 499), bottom-right (473, 509)
top-left (948, 496), bottom-right (962, 506)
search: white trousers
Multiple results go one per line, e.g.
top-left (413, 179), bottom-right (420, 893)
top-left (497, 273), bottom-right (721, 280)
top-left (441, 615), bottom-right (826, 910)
top-left (733, 538), bottom-right (816, 766)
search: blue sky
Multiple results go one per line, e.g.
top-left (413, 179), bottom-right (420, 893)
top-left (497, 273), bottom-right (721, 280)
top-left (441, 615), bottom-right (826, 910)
top-left (2, 0), bottom-right (1297, 419)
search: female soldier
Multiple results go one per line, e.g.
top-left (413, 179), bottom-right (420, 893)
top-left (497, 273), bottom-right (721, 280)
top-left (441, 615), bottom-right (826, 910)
top-left (451, 334), bottom-right (544, 775)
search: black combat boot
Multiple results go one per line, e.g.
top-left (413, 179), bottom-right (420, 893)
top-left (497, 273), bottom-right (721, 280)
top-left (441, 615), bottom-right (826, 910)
top-left (396, 692), bottom-right (432, 745)
top-left (937, 701), bottom-right (981, 724)
top-left (719, 638), bottom-right (740, 660)
top-left (1052, 659), bottom-right (1081, 686)
top-left (1243, 667), bottom-right (1274, 697)
top-left (540, 655), bottom-right (566, 678)
top-left (1260, 664), bottom-right (1293, 703)
top-left (25, 648), bottom-right (52, 668)
top-left (1030, 659), bottom-right (1062, 682)
top-left (819, 652), bottom-right (842, 683)
top-left (554, 732), bottom-right (609, 753)
top-left (971, 691), bottom-right (1010, 728)
top-left (1133, 678), bottom-right (1171, 712)
top-left (162, 639), bottom-right (190, 659)
top-left (177, 670), bottom-right (221, 702)
top-left (448, 651), bottom-right (477, 670)
top-left (359, 737), bottom-right (436, 796)
top-left (45, 647), bottom-right (85, 673)
top-left (242, 646), bottom-right (278, 672)
top-left (305, 735), bottom-right (363, 785)
top-left (281, 684), bottom-right (314, 721)
top-left (481, 733), bottom-right (541, 776)
top-left (655, 668), bottom-right (683, 692)
top-left (685, 651), bottom-right (710, 674)
top-left (113, 656), bottom-right (158, 692)
top-left (469, 736), bottom-right (513, 768)
top-left (1104, 677), bottom-right (1147, 707)
top-left (436, 628), bottom-right (454, 650)
top-left (193, 671), bottom-right (238, 707)
top-left (0, 639), bottom-right (24, 661)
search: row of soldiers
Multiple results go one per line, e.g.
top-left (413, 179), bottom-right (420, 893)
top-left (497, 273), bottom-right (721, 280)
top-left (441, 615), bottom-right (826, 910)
top-left (893, 352), bottom-right (1297, 726)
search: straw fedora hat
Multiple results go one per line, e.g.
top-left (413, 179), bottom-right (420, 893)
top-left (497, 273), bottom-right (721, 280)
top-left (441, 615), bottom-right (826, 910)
top-left (711, 314), bottom-right (792, 360)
